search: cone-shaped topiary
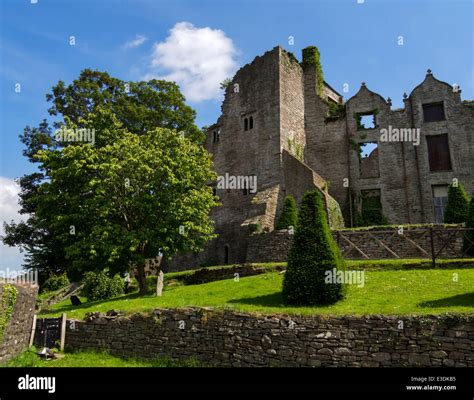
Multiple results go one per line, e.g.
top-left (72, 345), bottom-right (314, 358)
top-left (463, 197), bottom-right (474, 256)
top-left (282, 190), bottom-right (345, 305)
top-left (444, 183), bottom-right (469, 223)
top-left (276, 196), bottom-right (298, 230)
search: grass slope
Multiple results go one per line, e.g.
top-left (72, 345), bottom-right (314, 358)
top-left (5, 348), bottom-right (198, 367)
top-left (41, 268), bottom-right (474, 319)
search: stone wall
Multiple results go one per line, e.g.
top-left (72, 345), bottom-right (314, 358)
top-left (335, 226), bottom-right (466, 259)
top-left (0, 283), bottom-right (37, 364)
top-left (246, 230), bottom-right (293, 263)
top-left (344, 74), bottom-right (474, 226)
top-left (65, 308), bottom-right (473, 367)
top-left (169, 45), bottom-right (473, 271)
top-left (246, 225), bottom-right (468, 263)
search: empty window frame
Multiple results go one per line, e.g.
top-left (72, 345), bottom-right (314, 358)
top-left (359, 142), bottom-right (380, 178)
top-left (359, 189), bottom-right (385, 225)
top-left (426, 134), bottom-right (451, 172)
top-left (356, 111), bottom-right (376, 130)
top-left (423, 102), bottom-right (445, 122)
top-left (432, 185), bottom-right (449, 223)
top-left (243, 116), bottom-right (254, 131)
top-left (212, 129), bottom-right (220, 143)
top-left (224, 245), bottom-right (229, 264)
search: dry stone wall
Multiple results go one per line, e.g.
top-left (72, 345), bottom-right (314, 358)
top-left (246, 225), bottom-right (468, 263)
top-left (65, 308), bottom-right (474, 367)
top-left (0, 283), bottom-right (37, 364)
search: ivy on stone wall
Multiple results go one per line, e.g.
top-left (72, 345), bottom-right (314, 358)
top-left (0, 284), bottom-right (18, 343)
top-left (283, 50), bottom-right (299, 65)
top-left (353, 109), bottom-right (379, 131)
top-left (302, 46), bottom-right (324, 98)
top-left (355, 195), bottom-right (388, 227)
top-left (325, 101), bottom-right (346, 121)
top-left (287, 138), bottom-right (305, 162)
top-left (349, 138), bottom-right (363, 162)
top-left (326, 195), bottom-right (345, 229)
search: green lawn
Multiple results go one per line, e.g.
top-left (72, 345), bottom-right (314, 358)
top-left (5, 348), bottom-right (199, 367)
top-left (41, 268), bottom-right (474, 319)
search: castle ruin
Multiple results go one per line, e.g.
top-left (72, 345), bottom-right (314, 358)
top-left (169, 45), bottom-right (474, 269)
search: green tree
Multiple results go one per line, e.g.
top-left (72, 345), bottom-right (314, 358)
top-left (41, 273), bottom-right (70, 293)
top-left (33, 109), bottom-right (218, 293)
top-left (444, 183), bottom-right (469, 223)
top-left (463, 197), bottom-right (474, 256)
top-left (46, 69), bottom-right (203, 141)
top-left (3, 70), bottom-right (205, 280)
top-left (81, 270), bottom-right (125, 301)
top-left (282, 190), bottom-right (345, 305)
top-left (276, 196), bottom-right (298, 230)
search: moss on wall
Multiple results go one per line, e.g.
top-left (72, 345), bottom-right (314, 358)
top-left (326, 195), bottom-right (345, 229)
top-left (287, 138), bottom-right (305, 162)
top-left (0, 284), bottom-right (18, 343)
top-left (302, 46), bottom-right (324, 98)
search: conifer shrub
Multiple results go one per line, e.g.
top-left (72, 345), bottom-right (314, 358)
top-left (463, 197), bottom-right (474, 256)
top-left (282, 190), bottom-right (345, 305)
top-left (444, 183), bottom-right (469, 223)
top-left (276, 196), bottom-right (298, 230)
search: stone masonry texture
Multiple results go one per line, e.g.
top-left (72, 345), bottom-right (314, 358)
top-left (0, 283), bottom-right (38, 364)
top-left (168, 45), bottom-right (473, 271)
top-left (246, 225), bottom-right (469, 263)
top-left (65, 308), bottom-right (474, 367)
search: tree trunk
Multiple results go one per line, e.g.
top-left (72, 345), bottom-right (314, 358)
top-left (137, 262), bottom-right (147, 294)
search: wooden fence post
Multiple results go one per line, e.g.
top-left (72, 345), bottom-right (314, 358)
top-left (429, 227), bottom-right (436, 268)
top-left (29, 314), bottom-right (37, 347)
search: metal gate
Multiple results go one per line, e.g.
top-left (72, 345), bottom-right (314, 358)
top-left (33, 317), bottom-right (61, 349)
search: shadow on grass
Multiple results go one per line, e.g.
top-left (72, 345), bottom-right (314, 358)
top-left (418, 292), bottom-right (474, 308)
top-left (226, 291), bottom-right (334, 311)
top-left (39, 292), bottom-right (145, 317)
top-left (227, 292), bottom-right (284, 308)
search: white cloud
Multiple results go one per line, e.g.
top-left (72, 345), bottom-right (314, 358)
top-left (143, 22), bottom-right (239, 102)
top-left (123, 34), bottom-right (148, 49)
top-left (0, 177), bottom-right (25, 272)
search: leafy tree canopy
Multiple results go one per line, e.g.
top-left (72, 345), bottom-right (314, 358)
top-left (3, 70), bottom-right (209, 284)
top-left (33, 109), bottom-right (218, 292)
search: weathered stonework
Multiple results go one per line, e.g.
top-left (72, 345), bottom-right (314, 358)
top-left (168, 45), bottom-right (473, 270)
top-left (65, 308), bottom-right (474, 367)
top-left (0, 283), bottom-right (37, 364)
top-left (246, 225), bottom-right (469, 263)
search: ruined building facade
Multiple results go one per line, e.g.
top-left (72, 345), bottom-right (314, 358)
top-left (169, 45), bottom-right (474, 269)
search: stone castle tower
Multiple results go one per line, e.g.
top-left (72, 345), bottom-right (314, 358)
top-left (168, 45), bottom-right (474, 270)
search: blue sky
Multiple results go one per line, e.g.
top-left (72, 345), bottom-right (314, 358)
top-left (0, 0), bottom-right (473, 270)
